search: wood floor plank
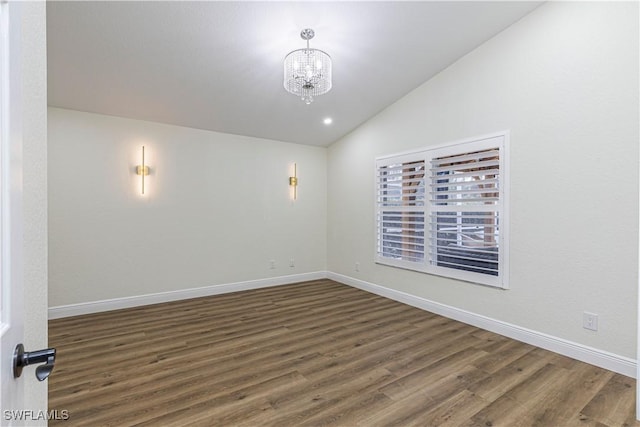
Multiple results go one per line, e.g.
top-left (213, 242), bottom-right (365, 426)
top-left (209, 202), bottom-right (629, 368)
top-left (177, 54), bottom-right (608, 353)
top-left (515, 362), bottom-right (615, 426)
top-left (467, 349), bottom-right (553, 401)
top-left (580, 373), bottom-right (639, 426)
top-left (471, 338), bottom-right (536, 374)
top-left (382, 324), bottom-right (483, 377)
top-left (410, 389), bottom-right (488, 427)
top-left (355, 366), bottom-right (489, 427)
top-left (49, 279), bottom-right (639, 426)
top-left (266, 368), bottom-right (396, 427)
top-left (464, 363), bottom-right (573, 427)
top-left (380, 347), bottom-right (489, 401)
top-left (109, 370), bottom-right (308, 427)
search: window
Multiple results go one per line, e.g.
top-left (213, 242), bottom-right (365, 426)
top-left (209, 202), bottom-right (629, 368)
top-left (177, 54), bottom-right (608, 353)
top-left (376, 155), bottom-right (426, 266)
top-left (375, 133), bottom-right (508, 288)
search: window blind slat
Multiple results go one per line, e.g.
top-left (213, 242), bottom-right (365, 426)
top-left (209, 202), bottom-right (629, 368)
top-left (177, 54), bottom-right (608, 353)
top-left (429, 247), bottom-right (497, 260)
top-left (432, 259), bottom-right (498, 274)
top-left (432, 159), bottom-right (499, 174)
top-left (378, 201), bottom-right (426, 208)
top-left (377, 168), bottom-right (425, 178)
top-left (428, 243), bottom-right (498, 255)
top-left (382, 226), bottom-right (425, 231)
top-left (381, 245), bottom-right (424, 255)
top-left (430, 149), bottom-right (499, 165)
top-left (382, 229), bottom-right (425, 235)
top-left (377, 178), bottom-right (423, 186)
top-left (432, 168), bottom-right (499, 181)
top-left (430, 178), bottom-right (499, 189)
top-left (429, 232), bottom-right (499, 239)
top-left (430, 188), bottom-right (498, 197)
top-left (377, 169), bottom-right (425, 178)
top-left (433, 197), bottom-right (499, 205)
top-left (430, 214), bottom-right (499, 221)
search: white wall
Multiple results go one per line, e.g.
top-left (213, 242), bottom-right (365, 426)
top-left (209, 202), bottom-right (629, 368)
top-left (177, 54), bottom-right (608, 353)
top-left (327, 1), bottom-right (639, 358)
top-left (48, 108), bottom-right (326, 307)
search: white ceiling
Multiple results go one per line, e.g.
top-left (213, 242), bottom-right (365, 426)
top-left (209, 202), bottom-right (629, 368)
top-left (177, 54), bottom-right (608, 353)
top-left (47, 1), bottom-right (542, 147)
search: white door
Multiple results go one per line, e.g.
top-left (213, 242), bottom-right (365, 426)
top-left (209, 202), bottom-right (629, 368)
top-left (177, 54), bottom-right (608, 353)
top-left (0, 0), bottom-right (25, 422)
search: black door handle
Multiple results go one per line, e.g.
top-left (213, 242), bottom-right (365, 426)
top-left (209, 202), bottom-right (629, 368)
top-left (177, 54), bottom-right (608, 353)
top-left (13, 343), bottom-right (56, 381)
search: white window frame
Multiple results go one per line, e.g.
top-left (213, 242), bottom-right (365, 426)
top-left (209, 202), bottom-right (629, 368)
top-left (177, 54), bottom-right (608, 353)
top-left (375, 131), bottom-right (509, 289)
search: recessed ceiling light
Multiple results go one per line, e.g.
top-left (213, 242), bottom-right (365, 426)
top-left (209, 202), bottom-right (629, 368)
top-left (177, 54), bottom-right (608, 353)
top-left (323, 117), bottom-right (333, 125)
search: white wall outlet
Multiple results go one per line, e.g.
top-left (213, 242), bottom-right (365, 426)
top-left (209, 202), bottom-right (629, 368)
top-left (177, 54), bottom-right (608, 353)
top-left (355, 262), bottom-right (360, 272)
top-left (289, 258), bottom-right (295, 268)
top-left (269, 260), bottom-right (276, 270)
top-left (583, 312), bottom-right (598, 331)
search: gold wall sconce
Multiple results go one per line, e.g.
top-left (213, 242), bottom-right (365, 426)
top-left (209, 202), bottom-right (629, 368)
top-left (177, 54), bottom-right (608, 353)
top-left (136, 146), bottom-right (150, 195)
top-left (289, 163), bottom-right (298, 200)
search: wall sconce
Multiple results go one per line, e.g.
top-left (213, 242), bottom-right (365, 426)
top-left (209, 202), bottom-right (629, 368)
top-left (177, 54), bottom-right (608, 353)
top-left (136, 146), bottom-right (150, 195)
top-left (289, 163), bottom-right (298, 200)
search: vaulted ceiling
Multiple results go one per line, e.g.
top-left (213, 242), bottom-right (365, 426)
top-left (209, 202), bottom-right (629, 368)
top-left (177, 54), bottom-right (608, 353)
top-left (47, 1), bottom-right (542, 146)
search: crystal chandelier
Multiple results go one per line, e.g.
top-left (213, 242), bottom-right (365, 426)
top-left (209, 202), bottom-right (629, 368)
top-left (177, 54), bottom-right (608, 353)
top-left (284, 29), bottom-right (332, 105)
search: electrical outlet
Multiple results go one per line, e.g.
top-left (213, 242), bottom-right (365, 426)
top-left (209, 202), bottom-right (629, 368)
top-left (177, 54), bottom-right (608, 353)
top-left (289, 258), bottom-right (295, 268)
top-left (269, 260), bottom-right (276, 270)
top-left (355, 262), bottom-right (360, 272)
top-left (583, 312), bottom-right (598, 331)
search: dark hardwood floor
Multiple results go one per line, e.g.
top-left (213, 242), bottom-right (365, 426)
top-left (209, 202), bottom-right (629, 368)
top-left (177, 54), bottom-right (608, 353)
top-left (49, 279), bottom-right (639, 426)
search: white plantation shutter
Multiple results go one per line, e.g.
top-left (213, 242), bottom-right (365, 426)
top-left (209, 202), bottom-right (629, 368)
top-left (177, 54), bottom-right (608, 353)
top-left (375, 133), bottom-right (508, 288)
top-left (376, 155), bottom-right (426, 267)
top-left (427, 137), bottom-right (504, 286)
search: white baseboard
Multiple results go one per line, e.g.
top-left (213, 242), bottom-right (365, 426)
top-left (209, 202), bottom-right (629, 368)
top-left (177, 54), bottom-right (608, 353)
top-left (48, 271), bottom-right (327, 320)
top-left (49, 270), bottom-right (636, 378)
top-left (327, 272), bottom-right (636, 378)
